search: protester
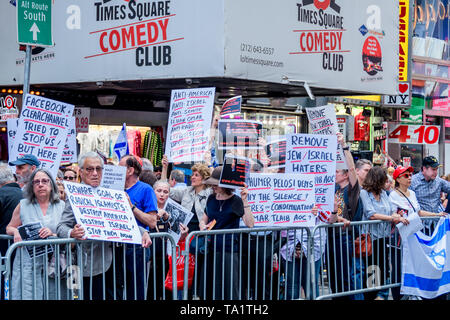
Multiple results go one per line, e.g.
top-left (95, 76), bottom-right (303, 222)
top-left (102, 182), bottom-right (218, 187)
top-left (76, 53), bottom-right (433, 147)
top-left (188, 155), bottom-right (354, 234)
top-left (57, 152), bottom-right (151, 300)
top-left (6, 169), bottom-right (67, 300)
top-left (139, 169), bottom-right (158, 187)
top-left (355, 159), bottom-right (373, 186)
top-left (8, 154), bottom-right (41, 188)
top-left (389, 165), bottom-right (447, 300)
top-left (141, 158), bottom-right (154, 172)
top-left (169, 169), bottom-right (186, 189)
top-left (119, 154), bottom-right (158, 300)
top-left (360, 166), bottom-right (408, 300)
top-left (0, 164), bottom-right (23, 301)
top-left (56, 181), bottom-right (66, 202)
top-left (410, 156), bottom-right (450, 214)
top-left (62, 168), bottom-right (77, 182)
top-left (200, 166), bottom-right (254, 300)
top-left (328, 132), bottom-right (364, 300)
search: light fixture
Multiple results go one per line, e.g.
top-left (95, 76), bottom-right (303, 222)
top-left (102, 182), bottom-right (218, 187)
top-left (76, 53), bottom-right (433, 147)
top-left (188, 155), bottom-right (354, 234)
top-left (97, 94), bottom-right (117, 106)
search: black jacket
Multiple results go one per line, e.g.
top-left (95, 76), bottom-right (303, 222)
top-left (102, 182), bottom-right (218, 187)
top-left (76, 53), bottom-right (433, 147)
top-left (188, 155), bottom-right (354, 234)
top-left (0, 183), bottom-right (23, 235)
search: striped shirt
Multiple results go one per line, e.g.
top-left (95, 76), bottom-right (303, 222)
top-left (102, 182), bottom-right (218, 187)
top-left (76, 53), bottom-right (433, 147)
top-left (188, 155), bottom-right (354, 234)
top-left (410, 172), bottom-right (450, 213)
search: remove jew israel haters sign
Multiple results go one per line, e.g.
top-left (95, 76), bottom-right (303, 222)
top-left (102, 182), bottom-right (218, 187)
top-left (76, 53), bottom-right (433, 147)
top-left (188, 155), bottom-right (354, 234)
top-left (9, 94), bottom-right (74, 178)
top-left (285, 134), bottom-right (337, 216)
top-left (64, 181), bottom-right (142, 245)
top-left (305, 104), bottom-right (347, 170)
top-left (247, 173), bottom-right (315, 227)
top-left (165, 87), bottom-right (215, 163)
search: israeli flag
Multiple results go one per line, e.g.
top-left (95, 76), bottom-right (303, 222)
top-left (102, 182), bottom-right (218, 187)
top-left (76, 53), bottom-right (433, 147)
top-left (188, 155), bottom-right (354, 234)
top-left (401, 217), bottom-right (450, 299)
top-left (113, 123), bottom-right (129, 160)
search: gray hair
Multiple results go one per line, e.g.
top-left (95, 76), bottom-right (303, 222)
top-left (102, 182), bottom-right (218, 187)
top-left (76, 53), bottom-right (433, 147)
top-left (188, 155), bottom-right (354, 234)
top-left (141, 158), bottom-right (154, 171)
top-left (78, 151), bottom-right (104, 169)
top-left (355, 159), bottom-right (373, 169)
top-left (153, 180), bottom-right (170, 191)
top-left (169, 169), bottom-right (185, 183)
top-left (24, 168), bottom-right (60, 204)
top-left (0, 165), bottom-right (15, 186)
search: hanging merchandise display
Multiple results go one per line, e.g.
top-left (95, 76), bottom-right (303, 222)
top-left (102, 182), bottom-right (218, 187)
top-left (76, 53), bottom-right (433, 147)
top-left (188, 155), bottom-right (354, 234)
top-left (354, 109), bottom-right (371, 142)
top-left (142, 129), bottom-right (164, 168)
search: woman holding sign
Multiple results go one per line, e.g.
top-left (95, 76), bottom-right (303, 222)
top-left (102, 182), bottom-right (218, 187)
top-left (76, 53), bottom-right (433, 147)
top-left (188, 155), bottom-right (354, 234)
top-left (6, 169), bottom-right (67, 300)
top-left (200, 166), bottom-right (255, 300)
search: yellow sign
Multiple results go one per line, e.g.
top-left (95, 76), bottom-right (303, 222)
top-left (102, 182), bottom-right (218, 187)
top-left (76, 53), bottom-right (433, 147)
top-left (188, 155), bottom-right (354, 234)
top-left (399, 0), bottom-right (409, 82)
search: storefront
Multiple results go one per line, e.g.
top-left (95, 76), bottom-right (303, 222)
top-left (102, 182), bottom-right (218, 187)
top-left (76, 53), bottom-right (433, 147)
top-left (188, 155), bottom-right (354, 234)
top-left (395, 0), bottom-right (450, 174)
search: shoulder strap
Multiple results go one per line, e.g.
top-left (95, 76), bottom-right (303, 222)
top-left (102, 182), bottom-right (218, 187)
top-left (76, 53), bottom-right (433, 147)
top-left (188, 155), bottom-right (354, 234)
top-left (395, 189), bottom-right (417, 213)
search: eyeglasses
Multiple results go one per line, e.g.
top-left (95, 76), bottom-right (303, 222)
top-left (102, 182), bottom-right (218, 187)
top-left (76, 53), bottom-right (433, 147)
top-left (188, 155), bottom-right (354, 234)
top-left (32, 178), bottom-right (50, 186)
top-left (83, 166), bottom-right (103, 173)
top-left (63, 176), bottom-right (75, 181)
top-left (400, 173), bottom-right (411, 178)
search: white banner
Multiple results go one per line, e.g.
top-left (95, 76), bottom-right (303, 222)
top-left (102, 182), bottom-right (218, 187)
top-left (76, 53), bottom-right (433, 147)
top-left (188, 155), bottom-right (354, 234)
top-left (61, 116), bottom-right (78, 164)
top-left (247, 173), bottom-right (316, 227)
top-left (165, 87), bottom-right (215, 163)
top-left (9, 94), bottom-right (74, 178)
top-left (285, 134), bottom-right (337, 215)
top-left (64, 181), bottom-right (142, 245)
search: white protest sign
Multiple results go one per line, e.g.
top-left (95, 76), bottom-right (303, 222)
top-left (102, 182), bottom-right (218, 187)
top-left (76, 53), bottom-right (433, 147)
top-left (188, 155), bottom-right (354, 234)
top-left (247, 173), bottom-right (316, 227)
top-left (100, 165), bottom-right (127, 191)
top-left (64, 181), bottom-right (142, 244)
top-left (305, 104), bottom-right (347, 170)
top-left (165, 87), bottom-right (215, 163)
top-left (9, 94), bottom-right (74, 178)
top-left (61, 116), bottom-right (77, 164)
top-left (6, 118), bottom-right (18, 155)
top-left (164, 198), bottom-right (194, 248)
top-left (74, 107), bottom-right (90, 133)
top-left (285, 134), bottom-right (337, 216)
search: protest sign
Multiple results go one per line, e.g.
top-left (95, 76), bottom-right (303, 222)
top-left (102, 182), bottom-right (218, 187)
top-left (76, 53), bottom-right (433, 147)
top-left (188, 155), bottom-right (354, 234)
top-left (164, 198), bottom-right (194, 249)
top-left (218, 119), bottom-right (263, 150)
top-left (100, 165), bottom-right (127, 191)
top-left (219, 155), bottom-right (250, 189)
top-left (305, 104), bottom-right (347, 170)
top-left (0, 95), bottom-right (19, 121)
top-left (165, 87), bottom-right (215, 163)
top-left (9, 94), bottom-right (74, 178)
top-left (247, 173), bottom-right (315, 227)
top-left (220, 95), bottom-right (241, 117)
top-left (61, 116), bottom-right (77, 164)
top-left (64, 181), bottom-right (142, 244)
top-left (6, 118), bottom-right (18, 155)
top-left (265, 136), bottom-right (286, 169)
top-left (285, 134), bottom-right (337, 216)
top-left (18, 221), bottom-right (53, 258)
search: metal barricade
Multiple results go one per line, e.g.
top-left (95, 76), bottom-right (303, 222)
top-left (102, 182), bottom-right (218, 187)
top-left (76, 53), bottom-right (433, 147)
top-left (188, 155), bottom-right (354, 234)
top-left (312, 217), bottom-right (442, 300)
top-left (2, 233), bottom-right (178, 300)
top-left (181, 226), bottom-right (312, 300)
top-left (0, 235), bottom-right (14, 300)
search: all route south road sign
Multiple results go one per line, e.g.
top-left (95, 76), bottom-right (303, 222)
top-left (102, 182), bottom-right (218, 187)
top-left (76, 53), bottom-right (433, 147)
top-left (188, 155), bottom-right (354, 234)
top-left (17, 0), bottom-right (53, 47)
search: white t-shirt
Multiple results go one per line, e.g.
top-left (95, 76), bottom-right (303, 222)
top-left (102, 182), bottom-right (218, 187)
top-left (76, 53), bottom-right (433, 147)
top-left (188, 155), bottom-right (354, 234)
top-left (389, 189), bottom-right (421, 216)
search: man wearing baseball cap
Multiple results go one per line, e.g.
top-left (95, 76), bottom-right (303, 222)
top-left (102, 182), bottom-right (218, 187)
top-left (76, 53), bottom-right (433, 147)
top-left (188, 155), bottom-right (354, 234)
top-left (8, 154), bottom-right (41, 188)
top-left (410, 156), bottom-right (450, 214)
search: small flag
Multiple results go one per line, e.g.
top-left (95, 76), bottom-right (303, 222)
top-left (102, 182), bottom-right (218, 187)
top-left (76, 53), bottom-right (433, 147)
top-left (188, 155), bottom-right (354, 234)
top-left (220, 95), bottom-right (242, 117)
top-left (113, 123), bottom-right (129, 160)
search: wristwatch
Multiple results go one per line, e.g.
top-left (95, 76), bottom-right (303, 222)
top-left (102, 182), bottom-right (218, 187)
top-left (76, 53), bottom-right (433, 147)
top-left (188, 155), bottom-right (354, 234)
top-left (131, 205), bottom-right (136, 212)
top-left (342, 146), bottom-right (350, 151)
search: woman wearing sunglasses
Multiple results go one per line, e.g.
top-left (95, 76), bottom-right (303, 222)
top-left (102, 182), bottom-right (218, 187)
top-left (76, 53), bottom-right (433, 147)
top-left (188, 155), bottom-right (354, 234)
top-left (63, 168), bottom-right (78, 182)
top-left (6, 169), bottom-right (67, 300)
top-left (388, 166), bottom-right (447, 300)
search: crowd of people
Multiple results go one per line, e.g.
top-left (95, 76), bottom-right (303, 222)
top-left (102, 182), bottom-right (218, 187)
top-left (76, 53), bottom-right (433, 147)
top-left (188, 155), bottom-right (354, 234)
top-left (1, 128), bottom-right (450, 300)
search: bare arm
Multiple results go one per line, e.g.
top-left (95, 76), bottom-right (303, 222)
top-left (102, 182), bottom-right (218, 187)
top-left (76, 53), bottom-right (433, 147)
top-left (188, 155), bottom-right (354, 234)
top-left (6, 203), bottom-right (22, 242)
top-left (160, 154), bottom-right (169, 182)
top-left (337, 132), bottom-right (357, 187)
top-left (240, 185), bottom-right (255, 228)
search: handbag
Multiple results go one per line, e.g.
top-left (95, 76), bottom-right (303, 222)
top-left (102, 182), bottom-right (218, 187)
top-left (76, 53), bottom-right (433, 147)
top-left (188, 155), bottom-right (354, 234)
top-left (165, 239), bottom-right (196, 291)
top-left (354, 233), bottom-right (372, 257)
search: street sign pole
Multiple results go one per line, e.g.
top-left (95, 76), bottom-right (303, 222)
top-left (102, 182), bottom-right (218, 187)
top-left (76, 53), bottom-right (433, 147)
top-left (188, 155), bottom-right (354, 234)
top-left (23, 45), bottom-right (31, 95)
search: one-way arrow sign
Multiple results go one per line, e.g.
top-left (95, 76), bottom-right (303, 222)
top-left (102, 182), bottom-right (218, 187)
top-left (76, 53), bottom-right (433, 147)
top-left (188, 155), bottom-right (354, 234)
top-left (29, 23), bottom-right (40, 41)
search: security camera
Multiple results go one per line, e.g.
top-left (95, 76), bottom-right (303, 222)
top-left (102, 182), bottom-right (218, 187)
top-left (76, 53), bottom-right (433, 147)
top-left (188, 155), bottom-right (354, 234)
top-left (185, 78), bottom-right (193, 85)
top-left (96, 81), bottom-right (104, 88)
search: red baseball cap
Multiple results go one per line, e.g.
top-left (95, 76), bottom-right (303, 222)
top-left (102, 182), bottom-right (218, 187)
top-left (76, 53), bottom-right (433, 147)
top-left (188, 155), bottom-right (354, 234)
top-left (393, 166), bottom-right (414, 180)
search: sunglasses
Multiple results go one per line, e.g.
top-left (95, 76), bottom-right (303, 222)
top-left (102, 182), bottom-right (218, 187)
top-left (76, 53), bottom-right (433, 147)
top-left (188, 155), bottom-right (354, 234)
top-left (63, 176), bottom-right (76, 181)
top-left (32, 178), bottom-right (50, 186)
top-left (399, 173), bottom-right (411, 178)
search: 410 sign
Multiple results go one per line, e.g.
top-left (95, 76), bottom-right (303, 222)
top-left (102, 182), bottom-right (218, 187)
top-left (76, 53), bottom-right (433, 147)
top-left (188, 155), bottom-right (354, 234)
top-left (388, 124), bottom-right (440, 145)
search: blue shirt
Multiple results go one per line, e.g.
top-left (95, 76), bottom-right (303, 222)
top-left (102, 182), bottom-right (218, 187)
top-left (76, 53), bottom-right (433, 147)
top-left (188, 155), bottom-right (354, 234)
top-left (126, 180), bottom-right (158, 229)
top-left (410, 172), bottom-right (450, 213)
top-left (360, 189), bottom-right (396, 239)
